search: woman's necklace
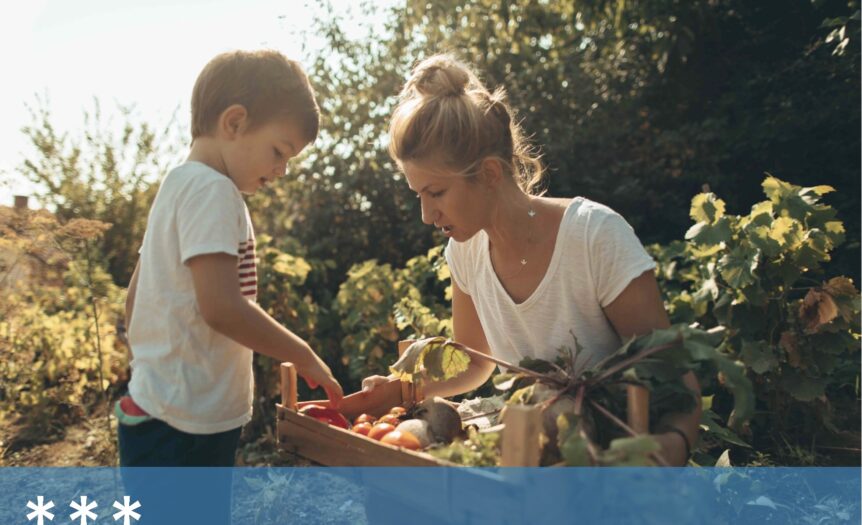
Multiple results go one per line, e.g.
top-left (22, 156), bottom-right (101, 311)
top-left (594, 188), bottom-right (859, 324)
top-left (494, 201), bottom-right (538, 280)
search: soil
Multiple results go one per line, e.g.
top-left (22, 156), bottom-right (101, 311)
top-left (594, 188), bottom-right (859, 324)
top-left (0, 404), bottom-right (308, 467)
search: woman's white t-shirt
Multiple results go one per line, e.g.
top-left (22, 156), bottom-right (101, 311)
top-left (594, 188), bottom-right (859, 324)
top-left (444, 197), bottom-right (656, 369)
top-left (128, 161), bottom-right (256, 434)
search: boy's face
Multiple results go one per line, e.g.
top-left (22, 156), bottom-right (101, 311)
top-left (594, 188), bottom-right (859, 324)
top-left (223, 117), bottom-right (309, 194)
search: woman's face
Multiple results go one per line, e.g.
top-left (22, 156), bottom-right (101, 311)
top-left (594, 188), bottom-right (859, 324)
top-left (402, 160), bottom-right (490, 242)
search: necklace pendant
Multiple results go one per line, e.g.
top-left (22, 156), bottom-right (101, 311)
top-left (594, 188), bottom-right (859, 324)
top-left (520, 258), bottom-right (527, 265)
top-left (527, 208), bottom-right (536, 218)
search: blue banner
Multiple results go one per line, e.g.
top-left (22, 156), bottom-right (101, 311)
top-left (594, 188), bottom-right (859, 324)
top-left (1, 467), bottom-right (858, 524)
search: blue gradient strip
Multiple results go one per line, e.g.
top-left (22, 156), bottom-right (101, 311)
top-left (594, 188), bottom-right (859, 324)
top-left (0, 467), bottom-right (858, 524)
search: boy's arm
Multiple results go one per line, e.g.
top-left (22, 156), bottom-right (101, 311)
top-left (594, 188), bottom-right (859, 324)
top-left (124, 260), bottom-right (141, 361)
top-left (186, 252), bottom-right (343, 406)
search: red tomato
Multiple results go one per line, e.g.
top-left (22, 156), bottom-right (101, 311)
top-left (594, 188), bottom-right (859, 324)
top-left (377, 414), bottom-right (401, 427)
top-left (352, 422), bottom-right (373, 436)
top-left (298, 405), bottom-right (351, 429)
top-left (354, 413), bottom-right (376, 426)
top-left (368, 422), bottom-right (396, 441)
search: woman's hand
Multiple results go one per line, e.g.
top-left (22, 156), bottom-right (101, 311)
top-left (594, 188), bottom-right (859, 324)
top-left (361, 374), bottom-right (397, 392)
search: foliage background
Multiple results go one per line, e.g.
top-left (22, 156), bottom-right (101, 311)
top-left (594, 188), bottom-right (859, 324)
top-left (1, 0), bottom-right (858, 467)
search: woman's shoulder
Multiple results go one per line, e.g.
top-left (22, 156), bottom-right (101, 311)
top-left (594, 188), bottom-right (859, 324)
top-left (548, 196), bottom-right (623, 229)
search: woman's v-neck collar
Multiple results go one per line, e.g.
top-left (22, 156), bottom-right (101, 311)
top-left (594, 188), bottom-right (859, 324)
top-left (482, 198), bottom-right (580, 308)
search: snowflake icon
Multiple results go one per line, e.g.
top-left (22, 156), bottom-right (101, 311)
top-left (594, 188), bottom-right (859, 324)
top-left (26, 495), bottom-right (55, 524)
top-left (70, 495), bottom-right (98, 525)
top-left (112, 496), bottom-right (142, 525)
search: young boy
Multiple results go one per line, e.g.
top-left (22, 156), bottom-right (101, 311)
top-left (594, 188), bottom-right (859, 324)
top-left (120, 49), bottom-right (343, 467)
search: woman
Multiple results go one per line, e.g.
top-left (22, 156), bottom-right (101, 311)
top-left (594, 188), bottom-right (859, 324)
top-left (364, 54), bottom-right (700, 465)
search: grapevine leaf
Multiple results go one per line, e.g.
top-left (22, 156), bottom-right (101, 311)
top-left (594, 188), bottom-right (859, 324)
top-left (685, 217), bottom-right (733, 246)
top-left (799, 289), bottom-right (839, 334)
top-left (690, 193), bottom-right (726, 223)
top-left (389, 336), bottom-right (469, 384)
top-left (745, 224), bottom-right (782, 258)
top-left (740, 340), bottom-right (779, 374)
top-left (823, 276), bottom-right (861, 324)
top-left (779, 369), bottom-right (826, 402)
top-left (424, 341), bottom-right (471, 382)
top-left (779, 331), bottom-right (802, 368)
top-left (719, 245), bottom-right (760, 288)
top-left (768, 216), bottom-right (804, 248)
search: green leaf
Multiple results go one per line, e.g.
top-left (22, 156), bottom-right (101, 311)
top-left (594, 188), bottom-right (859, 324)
top-left (603, 435), bottom-right (661, 466)
top-left (389, 337), bottom-right (469, 384)
top-left (558, 415), bottom-right (592, 466)
top-left (493, 373), bottom-right (518, 390)
top-left (718, 245), bottom-right (760, 289)
top-left (424, 342), bottom-right (471, 382)
top-left (745, 224), bottom-right (782, 258)
top-left (685, 217), bottom-right (733, 246)
top-left (700, 409), bottom-right (751, 448)
top-left (740, 340), bottom-right (779, 374)
top-left (690, 193), bottom-right (726, 223)
top-left (779, 369), bottom-right (827, 402)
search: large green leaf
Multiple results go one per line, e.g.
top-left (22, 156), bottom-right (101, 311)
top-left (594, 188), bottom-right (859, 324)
top-left (690, 192), bottom-right (727, 223)
top-left (685, 217), bottom-right (733, 247)
top-left (718, 245), bottom-right (760, 288)
top-left (779, 369), bottom-right (827, 402)
top-left (740, 340), bottom-right (779, 374)
top-left (389, 336), bottom-right (470, 384)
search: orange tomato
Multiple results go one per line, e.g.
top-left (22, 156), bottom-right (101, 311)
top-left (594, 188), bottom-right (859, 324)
top-left (377, 414), bottom-right (401, 427)
top-left (380, 430), bottom-right (422, 451)
top-left (368, 422), bottom-right (396, 441)
top-left (354, 413), bottom-right (376, 426)
top-left (388, 406), bottom-right (407, 417)
top-left (352, 422), bottom-right (373, 436)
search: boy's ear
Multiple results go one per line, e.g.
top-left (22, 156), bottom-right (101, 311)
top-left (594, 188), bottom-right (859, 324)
top-left (219, 104), bottom-right (249, 139)
top-left (478, 157), bottom-right (504, 189)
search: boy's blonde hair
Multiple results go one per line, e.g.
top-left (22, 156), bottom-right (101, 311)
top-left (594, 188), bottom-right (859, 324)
top-left (191, 50), bottom-right (320, 142)
top-left (389, 54), bottom-right (544, 194)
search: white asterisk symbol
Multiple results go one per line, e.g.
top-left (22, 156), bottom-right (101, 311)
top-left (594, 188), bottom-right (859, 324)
top-left (112, 496), bottom-right (142, 525)
top-left (70, 495), bottom-right (98, 525)
top-left (26, 495), bottom-right (55, 524)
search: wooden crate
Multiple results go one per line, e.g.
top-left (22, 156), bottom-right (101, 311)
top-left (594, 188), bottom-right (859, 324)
top-left (276, 341), bottom-right (452, 466)
top-left (276, 341), bottom-right (651, 467)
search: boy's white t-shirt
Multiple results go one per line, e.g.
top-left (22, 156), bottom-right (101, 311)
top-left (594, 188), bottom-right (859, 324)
top-left (128, 161), bottom-right (257, 434)
top-left (445, 197), bottom-right (656, 369)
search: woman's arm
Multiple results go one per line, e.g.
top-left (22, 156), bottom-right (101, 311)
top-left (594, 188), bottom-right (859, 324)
top-left (602, 270), bottom-right (702, 466)
top-left (421, 282), bottom-right (497, 398)
top-left (361, 282), bottom-right (496, 398)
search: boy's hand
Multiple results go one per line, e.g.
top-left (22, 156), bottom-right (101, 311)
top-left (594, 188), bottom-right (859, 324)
top-left (297, 353), bottom-right (344, 408)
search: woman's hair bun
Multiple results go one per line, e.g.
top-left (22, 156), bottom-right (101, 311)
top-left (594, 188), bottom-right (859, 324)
top-left (407, 55), bottom-right (471, 98)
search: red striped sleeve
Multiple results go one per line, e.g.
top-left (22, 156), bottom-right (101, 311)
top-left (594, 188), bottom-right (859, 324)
top-left (237, 238), bottom-right (257, 299)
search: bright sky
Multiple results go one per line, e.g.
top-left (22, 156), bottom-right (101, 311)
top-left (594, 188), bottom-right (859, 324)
top-left (0, 0), bottom-right (382, 207)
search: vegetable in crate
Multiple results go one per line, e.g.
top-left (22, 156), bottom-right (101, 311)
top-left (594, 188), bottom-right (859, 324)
top-left (390, 327), bottom-right (753, 466)
top-left (298, 404), bottom-right (352, 429)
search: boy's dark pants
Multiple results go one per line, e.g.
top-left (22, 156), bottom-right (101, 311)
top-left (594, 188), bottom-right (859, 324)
top-left (118, 419), bottom-right (242, 524)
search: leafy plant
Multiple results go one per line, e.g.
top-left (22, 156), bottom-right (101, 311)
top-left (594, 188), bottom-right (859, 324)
top-left (650, 175), bottom-right (861, 464)
top-left (389, 325), bottom-right (754, 466)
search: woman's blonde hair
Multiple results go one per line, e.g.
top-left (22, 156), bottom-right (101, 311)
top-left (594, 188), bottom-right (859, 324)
top-left (389, 54), bottom-right (545, 195)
